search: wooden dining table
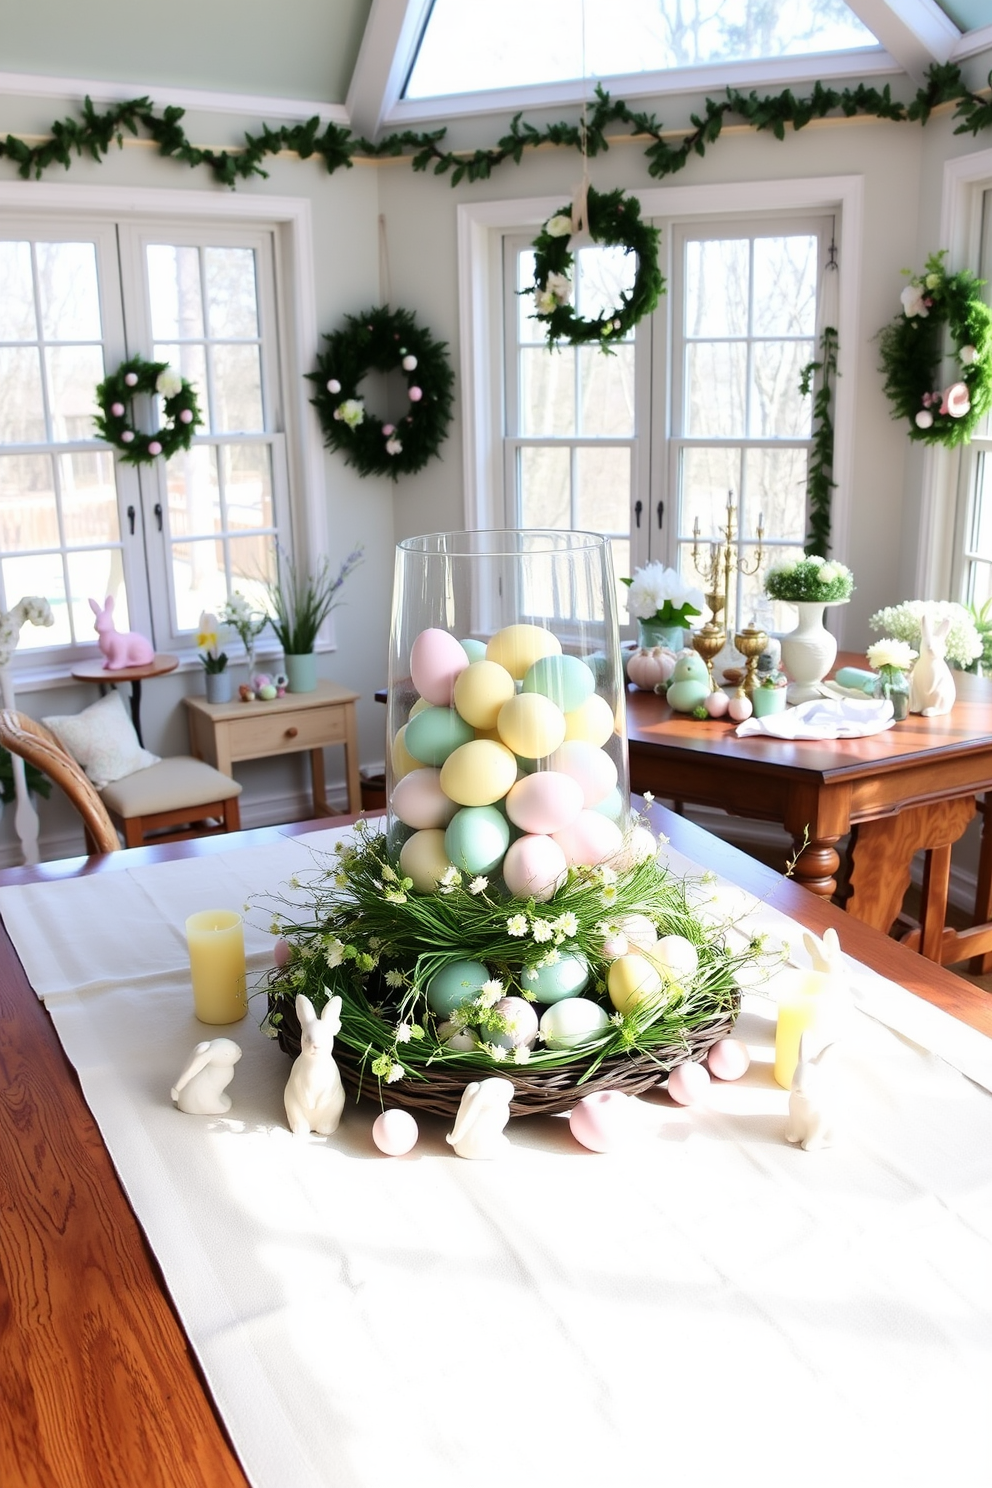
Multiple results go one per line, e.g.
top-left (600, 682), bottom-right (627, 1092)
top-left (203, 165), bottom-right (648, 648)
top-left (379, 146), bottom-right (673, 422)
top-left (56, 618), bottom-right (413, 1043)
top-left (1, 806), bottom-right (990, 1488)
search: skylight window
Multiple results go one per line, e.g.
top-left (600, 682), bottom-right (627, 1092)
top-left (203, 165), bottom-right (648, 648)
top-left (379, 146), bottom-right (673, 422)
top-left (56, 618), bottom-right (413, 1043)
top-left (405, 0), bottom-right (880, 100)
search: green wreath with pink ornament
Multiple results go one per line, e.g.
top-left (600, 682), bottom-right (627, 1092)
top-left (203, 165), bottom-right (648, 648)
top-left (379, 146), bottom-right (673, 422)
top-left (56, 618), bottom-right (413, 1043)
top-left (94, 356), bottom-right (202, 465)
top-left (878, 250), bottom-right (992, 448)
top-left (307, 305), bottom-right (455, 481)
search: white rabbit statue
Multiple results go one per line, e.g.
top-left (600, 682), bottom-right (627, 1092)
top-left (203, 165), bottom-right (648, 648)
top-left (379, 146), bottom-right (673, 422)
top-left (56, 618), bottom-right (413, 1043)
top-left (89, 595), bottom-right (155, 671)
top-left (785, 1033), bottom-right (837, 1151)
top-left (171, 1038), bottom-right (242, 1114)
top-left (909, 611), bottom-right (956, 717)
top-left (284, 993), bottom-right (345, 1136)
top-left (445, 1076), bottom-right (515, 1159)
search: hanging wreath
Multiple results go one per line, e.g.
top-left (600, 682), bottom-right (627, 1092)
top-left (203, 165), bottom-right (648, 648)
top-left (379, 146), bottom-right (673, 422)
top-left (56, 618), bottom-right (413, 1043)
top-left (529, 186), bottom-right (664, 349)
top-left (307, 306), bottom-right (455, 481)
top-left (878, 250), bottom-right (992, 448)
top-left (94, 356), bottom-right (202, 465)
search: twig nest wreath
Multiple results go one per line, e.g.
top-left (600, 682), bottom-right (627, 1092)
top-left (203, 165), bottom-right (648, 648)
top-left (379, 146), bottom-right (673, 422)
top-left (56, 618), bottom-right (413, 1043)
top-left (94, 357), bottom-right (202, 465)
top-left (530, 186), bottom-right (665, 348)
top-left (878, 251), bottom-right (992, 448)
top-left (307, 305), bottom-right (455, 480)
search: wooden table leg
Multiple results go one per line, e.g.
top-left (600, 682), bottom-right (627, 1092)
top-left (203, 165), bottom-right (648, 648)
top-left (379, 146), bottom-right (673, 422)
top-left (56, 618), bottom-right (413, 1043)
top-left (790, 835), bottom-right (842, 899)
top-left (847, 797), bottom-right (975, 953)
top-left (310, 747), bottom-right (330, 816)
top-left (343, 702), bottom-right (362, 814)
top-left (970, 795), bottom-right (992, 975)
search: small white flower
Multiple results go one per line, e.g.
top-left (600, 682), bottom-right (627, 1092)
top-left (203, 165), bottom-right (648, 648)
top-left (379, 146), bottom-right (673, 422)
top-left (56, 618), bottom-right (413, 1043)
top-left (531, 919), bottom-right (554, 943)
top-left (642, 791), bottom-right (654, 805)
top-left (960, 344), bottom-right (978, 366)
top-left (545, 213), bottom-right (573, 238)
top-left (866, 638), bottom-right (917, 672)
top-left (554, 911), bottom-right (578, 938)
top-left (395, 1022), bottom-right (412, 1042)
top-left (155, 367), bottom-right (183, 398)
top-left (546, 270), bottom-right (572, 305)
top-left (325, 938), bottom-right (345, 968)
top-left (479, 978), bottom-right (504, 1006)
top-left (469, 876), bottom-right (488, 895)
top-left (384, 969), bottom-right (405, 989)
top-left (440, 865), bottom-right (461, 888)
top-left (385, 436), bottom-right (403, 456)
top-left (386, 1063), bottom-right (404, 1083)
top-left (335, 398), bottom-right (365, 429)
top-left (512, 1045), bottom-right (532, 1064)
top-left (601, 884), bottom-right (618, 907)
top-left (507, 914), bottom-right (528, 937)
top-left (484, 1043), bottom-right (508, 1062)
top-left (901, 283), bottom-right (929, 318)
top-left (381, 864), bottom-right (397, 882)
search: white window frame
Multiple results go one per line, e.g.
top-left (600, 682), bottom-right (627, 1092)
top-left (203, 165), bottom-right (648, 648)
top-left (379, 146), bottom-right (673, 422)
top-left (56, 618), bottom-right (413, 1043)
top-left (0, 180), bottom-right (328, 684)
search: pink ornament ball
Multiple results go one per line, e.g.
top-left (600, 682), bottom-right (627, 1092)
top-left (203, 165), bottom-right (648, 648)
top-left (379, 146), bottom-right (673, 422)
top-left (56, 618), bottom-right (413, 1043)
top-left (667, 1061), bottom-right (710, 1106)
top-left (110, 401), bottom-right (125, 417)
top-left (120, 430), bottom-right (135, 443)
top-left (382, 423), bottom-right (395, 436)
top-left (273, 937), bottom-right (292, 968)
top-left (402, 354), bottom-right (418, 371)
top-left (124, 372), bottom-right (139, 386)
top-left (147, 440), bottom-right (162, 456)
top-left (179, 408), bottom-right (194, 424)
top-left (569, 1090), bottom-right (635, 1153)
top-left (706, 1038), bottom-right (750, 1082)
top-left (372, 1108), bottom-right (419, 1156)
top-left (408, 386), bottom-right (423, 403)
top-left (327, 378), bottom-right (341, 394)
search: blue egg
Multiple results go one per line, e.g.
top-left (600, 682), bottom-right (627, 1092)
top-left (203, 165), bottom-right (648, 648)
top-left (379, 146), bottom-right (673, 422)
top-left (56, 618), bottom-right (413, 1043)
top-left (523, 654), bottom-right (596, 714)
top-left (426, 959), bottom-right (491, 1018)
top-left (592, 787), bottom-right (624, 820)
top-left (521, 953), bottom-right (590, 1005)
top-left (460, 637), bottom-right (487, 662)
top-left (444, 806), bottom-right (511, 875)
top-left (405, 706), bottom-right (474, 766)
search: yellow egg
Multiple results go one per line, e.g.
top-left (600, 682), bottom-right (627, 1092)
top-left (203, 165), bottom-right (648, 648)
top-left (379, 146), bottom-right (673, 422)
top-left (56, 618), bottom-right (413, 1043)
top-left (497, 693), bottom-right (567, 759)
top-left (409, 697), bottom-right (432, 719)
top-left (390, 724), bottom-right (420, 782)
top-left (452, 659), bottom-right (516, 730)
top-left (486, 623), bottom-right (561, 680)
top-left (607, 953), bottom-right (664, 1016)
top-left (564, 691), bottom-right (617, 748)
top-left (439, 739), bottom-right (518, 806)
top-left (399, 829), bottom-right (453, 893)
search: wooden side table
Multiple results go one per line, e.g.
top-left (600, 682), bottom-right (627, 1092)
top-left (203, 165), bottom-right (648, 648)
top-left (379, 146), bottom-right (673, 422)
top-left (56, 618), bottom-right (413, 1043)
top-left (183, 680), bottom-right (362, 817)
top-left (72, 654), bottom-right (179, 746)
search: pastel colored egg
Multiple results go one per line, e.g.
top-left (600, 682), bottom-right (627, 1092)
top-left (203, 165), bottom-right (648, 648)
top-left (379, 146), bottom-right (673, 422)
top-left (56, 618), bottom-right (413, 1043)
top-left (618, 914), bottom-right (657, 951)
top-left (399, 829), bottom-right (453, 893)
top-left (607, 953), bottom-right (664, 1015)
top-left (505, 770), bottom-right (584, 835)
top-left (592, 787), bottom-right (624, 821)
top-left (563, 691), bottom-right (616, 748)
top-left (390, 724), bottom-right (420, 781)
top-left (728, 695), bottom-right (753, 722)
top-left (408, 697), bottom-right (432, 718)
top-left (425, 959), bottom-right (491, 1018)
top-left (444, 805), bottom-right (511, 875)
top-left (667, 1061), bottom-right (711, 1106)
top-left (460, 638), bottom-right (487, 662)
top-left (273, 937), bottom-right (292, 968)
top-left (523, 654), bottom-right (596, 714)
top-left (539, 997), bottom-right (610, 1050)
top-left (502, 834), bottom-right (568, 901)
top-left (617, 825), bottom-right (659, 869)
top-left (410, 628), bottom-right (469, 706)
top-left (372, 1109), bottom-right (419, 1156)
top-left (552, 810), bottom-right (623, 867)
top-left (486, 996), bottom-right (539, 1050)
top-left (440, 739), bottom-right (518, 806)
top-left (707, 1038), bottom-right (751, 1081)
top-left (452, 659), bottom-right (516, 730)
top-left (497, 693), bottom-right (567, 759)
top-left (645, 934), bottom-right (699, 982)
top-left (547, 740), bottom-right (618, 807)
top-left (569, 1091), bottom-right (635, 1153)
top-left (704, 690), bottom-right (730, 719)
top-left (405, 707), bottom-right (474, 766)
top-left (521, 953), bottom-right (589, 1005)
top-left (600, 931), bottom-right (629, 961)
top-left (390, 768), bottom-right (459, 830)
top-left (486, 623), bottom-right (562, 680)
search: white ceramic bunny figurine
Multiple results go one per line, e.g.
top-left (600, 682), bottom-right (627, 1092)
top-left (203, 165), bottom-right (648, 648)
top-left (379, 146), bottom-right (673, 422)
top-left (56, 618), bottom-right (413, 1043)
top-left (284, 993), bottom-right (345, 1136)
top-left (785, 1032), bottom-right (836, 1151)
top-left (445, 1076), bottom-right (515, 1159)
top-left (802, 926), bottom-right (843, 979)
top-left (171, 1038), bottom-right (242, 1114)
top-left (89, 595), bottom-right (155, 670)
top-left (909, 611), bottom-right (956, 717)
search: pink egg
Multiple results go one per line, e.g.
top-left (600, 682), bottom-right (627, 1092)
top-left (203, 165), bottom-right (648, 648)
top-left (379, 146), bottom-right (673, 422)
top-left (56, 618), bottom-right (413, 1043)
top-left (546, 740), bottom-right (618, 807)
top-left (390, 768), bottom-right (459, 829)
top-left (273, 937), bottom-right (292, 968)
top-left (704, 691), bottom-right (730, 718)
top-left (410, 628), bottom-right (470, 706)
top-left (372, 1108), bottom-right (419, 1156)
top-left (667, 1061), bottom-right (711, 1105)
top-left (569, 1091), bottom-right (635, 1153)
top-left (502, 834), bottom-right (567, 901)
top-left (552, 810), bottom-right (623, 867)
top-left (706, 1038), bottom-right (751, 1081)
top-left (728, 695), bottom-right (753, 722)
top-left (505, 770), bottom-right (584, 835)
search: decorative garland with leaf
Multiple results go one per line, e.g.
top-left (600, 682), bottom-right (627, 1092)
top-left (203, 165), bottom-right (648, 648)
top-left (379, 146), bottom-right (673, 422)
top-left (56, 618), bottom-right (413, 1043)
top-left (307, 306), bottom-right (454, 480)
top-left (530, 186), bottom-right (664, 346)
top-left (3, 64), bottom-right (991, 191)
top-left (799, 325), bottom-right (838, 556)
top-left (94, 356), bottom-right (202, 464)
top-left (878, 250), bottom-right (992, 448)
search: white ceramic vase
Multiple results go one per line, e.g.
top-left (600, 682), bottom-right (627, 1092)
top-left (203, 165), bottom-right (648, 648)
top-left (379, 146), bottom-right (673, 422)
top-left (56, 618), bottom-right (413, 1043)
top-left (781, 601), bottom-right (842, 704)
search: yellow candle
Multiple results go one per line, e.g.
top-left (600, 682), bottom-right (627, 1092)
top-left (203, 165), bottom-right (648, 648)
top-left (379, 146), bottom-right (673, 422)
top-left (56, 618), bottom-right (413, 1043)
top-left (185, 909), bottom-right (248, 1024)
top-left (773, 969), bottom-right (834, 1088)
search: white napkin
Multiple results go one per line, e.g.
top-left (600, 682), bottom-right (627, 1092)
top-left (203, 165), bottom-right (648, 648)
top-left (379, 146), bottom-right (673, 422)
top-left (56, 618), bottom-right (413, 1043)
top-left (735, 696), bottom-right (894, 739)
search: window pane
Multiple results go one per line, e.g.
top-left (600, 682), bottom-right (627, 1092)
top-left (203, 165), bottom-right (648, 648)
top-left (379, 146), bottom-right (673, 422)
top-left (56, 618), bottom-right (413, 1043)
top-left (167, 445), bottom-right (220, 541)
top-left (0, 454), bottom-right (58, 552)
top-left (46, 344), bottom-right (104, 442)
top-left (517, 249), bottom-right (542, 343)
top-left (67, 548), bottom-right (129, 640)
top-left (753, 237), bottom-right (818, 336)
top-left (681, 447), bottom-right (741, 551)
top-left (576, 245), bottom-right (636, 321)
top-left (575, 446), bottom-right (630, 534)
top-left (0, 242), bottom-right (36, 341)
top-left (750, 340), bottom-right (814, 437)
top-left (172, 538), bottom-right (227, 630)
top-left (744, 447), bottom-right (809, 543)
top-left (579, 344), bottom-right (634, 437)
top-left (147, 245), bottom-right (205, 340)
top-left (223, 445), bottom-right (274, 532)
top-left (229, 537), bottom-right (275, 597)
top-left (685, 240), bottom-right (748, 337)
top-left (36, 242), bottom-right (101, 342)
top-left (2, 553), bottom-right (70, 645)
top-left (59, 450), bottom-right (120, 546)
top-left (520, 347), bottom-right (575, 436)
top-left (155, 341), bottom-right (209, 427)
top-left (205, 248), bottom-right (259, 338)
top-left (0, 348), bottom-right (46, 443)
top-left (685, 342), bottom-right (746, 437)
top-left (211, 344), bottom-right (263, 432)
top-left (520, 445), bottom-right (570, 528)
top-left (971, 451), bottom-right (992, 558)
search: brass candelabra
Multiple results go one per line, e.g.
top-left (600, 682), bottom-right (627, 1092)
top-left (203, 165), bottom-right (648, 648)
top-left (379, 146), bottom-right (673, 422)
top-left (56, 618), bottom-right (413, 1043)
top-left (690, 491), bottom-right (765, 635)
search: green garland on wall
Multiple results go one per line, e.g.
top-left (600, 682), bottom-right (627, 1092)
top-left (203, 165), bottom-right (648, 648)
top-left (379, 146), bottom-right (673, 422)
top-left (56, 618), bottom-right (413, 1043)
top-left (1, 63), bottom-right (991, 190)
top-left (799, 326), bottom-right (838, 558)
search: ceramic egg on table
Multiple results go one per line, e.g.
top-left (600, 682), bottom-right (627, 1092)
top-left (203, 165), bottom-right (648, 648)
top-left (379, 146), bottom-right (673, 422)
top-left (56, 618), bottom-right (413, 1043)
top-left (372, 1108), bottom-right (419, 1156)
top-left (707, 1038), bottom-right (751, 1081)
top-left (667, 1060), bottom-right (711, 1105)
top-left (569, 1090), bottom-right (636, 1153)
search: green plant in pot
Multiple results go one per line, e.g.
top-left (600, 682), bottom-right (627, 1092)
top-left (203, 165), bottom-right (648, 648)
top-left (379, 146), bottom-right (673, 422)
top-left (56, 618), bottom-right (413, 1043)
top-left (268, 546), bottom-right (364, 693)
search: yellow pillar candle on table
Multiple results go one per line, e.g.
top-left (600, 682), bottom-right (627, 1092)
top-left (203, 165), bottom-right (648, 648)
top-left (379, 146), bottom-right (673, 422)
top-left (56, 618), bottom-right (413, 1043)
top-left (185, 909), bottom-right (248, 1024)
top-left (773, 969), bottom-right (835, 1088)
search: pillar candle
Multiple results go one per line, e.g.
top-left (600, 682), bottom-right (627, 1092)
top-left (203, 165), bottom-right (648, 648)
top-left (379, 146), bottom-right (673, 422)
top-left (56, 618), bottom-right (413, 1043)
top-left (185, 909), bottom-right (248, 1024)
top-left (773, 969), bottom-right (835, 1089)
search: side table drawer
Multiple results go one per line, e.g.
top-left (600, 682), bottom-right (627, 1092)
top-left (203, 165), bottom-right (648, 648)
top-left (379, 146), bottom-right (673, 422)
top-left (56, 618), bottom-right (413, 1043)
top-left (225, 705), bottom-right (347, 760)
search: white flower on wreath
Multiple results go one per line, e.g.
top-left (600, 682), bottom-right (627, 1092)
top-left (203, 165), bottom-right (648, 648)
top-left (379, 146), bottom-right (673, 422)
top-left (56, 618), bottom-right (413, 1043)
top-left (900, 283), bottom-right (929, 319)
top-left (385, 436), bottom-right (403, 456)
top-left (334, 398), bottom-right (365, 429)
top-left (535, 271), bottom-right (572, 315)
top-left (155, 366), bottom-right (183, 398)
top-left (545, 214), bottom-right (573, 238)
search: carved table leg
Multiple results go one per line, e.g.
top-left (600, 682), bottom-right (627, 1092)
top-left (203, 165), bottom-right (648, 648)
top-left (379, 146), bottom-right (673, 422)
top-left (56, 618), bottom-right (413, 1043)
top-left (846, 798), bottom-right (976, 945)
top-left (791, 836), bottom-right (842, 899)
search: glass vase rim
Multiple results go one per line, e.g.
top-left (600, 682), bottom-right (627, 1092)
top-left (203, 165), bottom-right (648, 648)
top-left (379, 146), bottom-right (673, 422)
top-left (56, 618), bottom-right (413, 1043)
top-left (397, 528), bottom-right (610, 559)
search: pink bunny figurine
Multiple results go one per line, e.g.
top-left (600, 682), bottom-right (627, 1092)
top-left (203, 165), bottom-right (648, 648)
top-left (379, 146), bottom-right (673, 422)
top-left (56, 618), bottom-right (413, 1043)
top-left (88, 595), bottom-right (155, 670)
top-left (908, 612), bottom-right (956, 717)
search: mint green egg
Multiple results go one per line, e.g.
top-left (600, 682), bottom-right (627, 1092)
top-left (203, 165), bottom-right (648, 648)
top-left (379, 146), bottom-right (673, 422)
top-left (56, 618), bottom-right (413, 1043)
top-left (592, 787), bottom-right (624, 820)
top-left (523, 653), bottom-right (596, 715)
top-left (405, 706), bottom-right (474, 766)
top-left (460, 637), bottom-right (487, 662)
top-left (426, 959), bottom-right (491, 1018)
top-left (522, 953), bottom-right (590, 1005)
top-left (444, 806), bottom-right (510, 874)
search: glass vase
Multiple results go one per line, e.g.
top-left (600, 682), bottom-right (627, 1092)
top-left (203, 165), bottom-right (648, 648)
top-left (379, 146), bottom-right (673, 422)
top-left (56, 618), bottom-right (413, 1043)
top-left (387, 530), bottom-right (630, 898)
top-left (872, 668), bottom-right (910, 721)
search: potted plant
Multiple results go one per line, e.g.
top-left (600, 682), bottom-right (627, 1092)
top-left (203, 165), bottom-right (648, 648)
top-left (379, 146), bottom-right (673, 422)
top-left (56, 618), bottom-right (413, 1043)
top-left (267, 547), bottom-right (363, 693)
top-left (763, 556), bottom-right (854, 703)
top-left (197, 612), bottom-right (231, 704)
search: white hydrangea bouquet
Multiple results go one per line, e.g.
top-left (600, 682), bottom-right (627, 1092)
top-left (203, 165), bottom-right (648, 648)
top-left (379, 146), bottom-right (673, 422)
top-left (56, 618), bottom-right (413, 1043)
top-left (869, 600), bottom-right (981, 670)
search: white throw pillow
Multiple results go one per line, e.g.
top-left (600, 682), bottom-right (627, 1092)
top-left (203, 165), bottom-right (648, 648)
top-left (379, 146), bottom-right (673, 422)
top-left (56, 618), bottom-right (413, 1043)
top-left (43, 690), bottom-right (161, 791)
